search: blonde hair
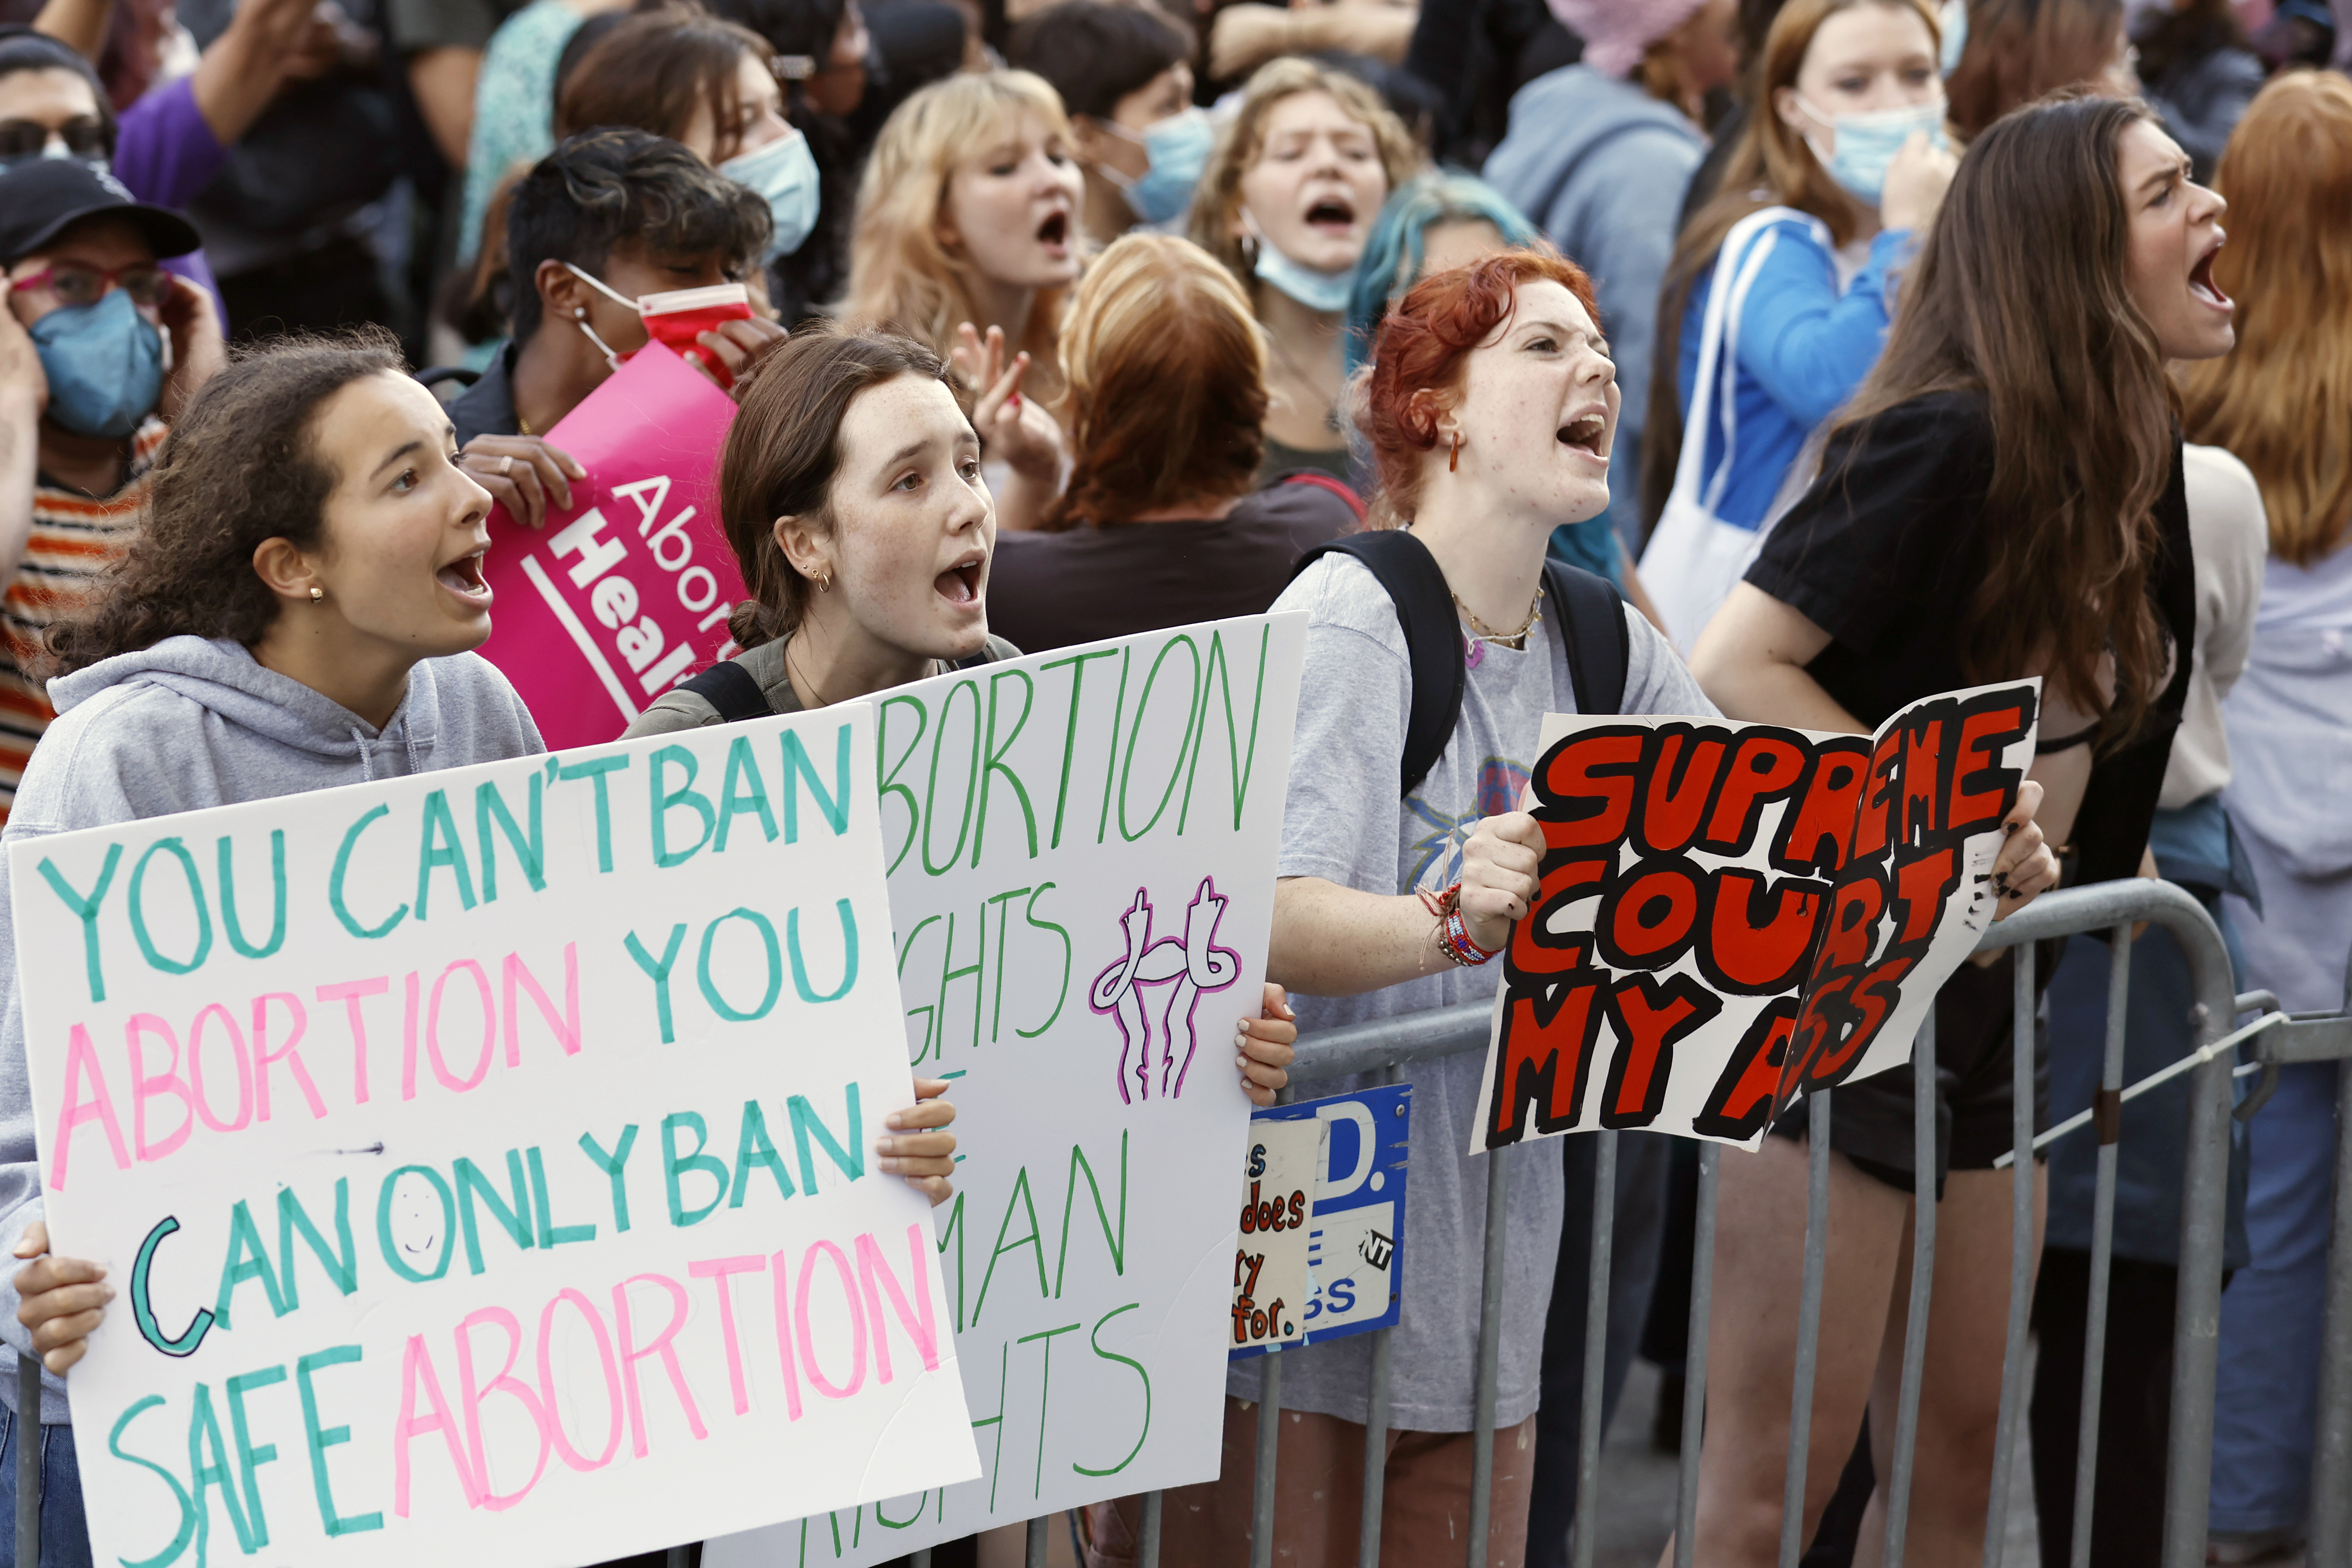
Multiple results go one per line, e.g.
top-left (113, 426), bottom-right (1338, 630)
top-left (2181, 71), bottom-right (2352, 565)
top-left (845, 70), bottom-right (1077, 383)
top-left (1051, 234), bottom-right (1269, 527)
top-left (1184, 58), bottom-right (1422, 285)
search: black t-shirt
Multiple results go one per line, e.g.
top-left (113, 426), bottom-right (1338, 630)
top-left (1746, 389), bottom-right (2196, 886)
top-left (985, 476), bottom-right (1360, 656)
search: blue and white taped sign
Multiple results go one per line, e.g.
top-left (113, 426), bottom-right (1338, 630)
top-left (1229, 1082), bottom-right (1411, 1360)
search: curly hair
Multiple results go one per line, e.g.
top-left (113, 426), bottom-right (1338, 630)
top-left (1359, 247), bottom-right (1601, 528)
top-left (46, 331), bottom-right (407, 678)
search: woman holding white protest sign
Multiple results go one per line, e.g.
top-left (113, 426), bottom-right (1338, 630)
top-left (623, 323), bottom-right (1300, 1111)
top-left (1685, 93), bottom-right (2223, 1566)
top-left (0, 334), bottom-right (961, 1558)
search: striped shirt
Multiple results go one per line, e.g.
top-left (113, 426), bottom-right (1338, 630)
top-left (0, 419), bottom-right (167, 821)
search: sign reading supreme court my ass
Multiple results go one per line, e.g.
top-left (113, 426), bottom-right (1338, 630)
top-left (15, 705), bottom-right (978, 1568)
top-left (710, 612), bottom-right (1306, 1567)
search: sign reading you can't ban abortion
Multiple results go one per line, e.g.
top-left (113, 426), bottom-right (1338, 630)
top-left (15, 705), bottom-right (979, 1568)
top-left (711, 612), bottom-right (1306, 1567)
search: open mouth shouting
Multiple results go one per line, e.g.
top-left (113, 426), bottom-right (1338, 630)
top-left (1557, 405), bottom-right (1611, 469)
top-left (437, 548), bottom-right (492, 605)
top-left (2189, 235), bottom-right (2231, 313)
top-left (936, 548), bottom-right (986, 608)
top-left (1035, 208), bottom-right (1071, 260)
top-left (1303, 192), bottom-right (1357, 238)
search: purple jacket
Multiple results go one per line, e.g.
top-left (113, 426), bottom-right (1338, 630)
top-left (113, 76), bottom-right (227, 324)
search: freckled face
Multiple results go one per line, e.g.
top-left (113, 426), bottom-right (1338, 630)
top-left (1440, 280), bottom-right (1619, 524)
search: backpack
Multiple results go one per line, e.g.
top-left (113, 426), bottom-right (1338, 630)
top-left (1289, 530), bottom-right (1630, 798)
top-left (674, 645), bottom-right (1003, 723)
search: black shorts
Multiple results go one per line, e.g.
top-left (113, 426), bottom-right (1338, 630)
top-left (1768, 946), bottom-right (2053, 1200)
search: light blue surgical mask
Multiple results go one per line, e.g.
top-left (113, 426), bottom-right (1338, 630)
top-left (1795, 94), bottom-right (1950, 208)
top-left (720, 129), bottom-right (822, 261)
top-left (1938, 0), bottom-right (1969, 75)
top-left (30, 287), bottom-right (162, 439)
top-left (1243, 209), bottom-right (1353, 314)
top-left (1099, 107), bottom-right (1213, 227)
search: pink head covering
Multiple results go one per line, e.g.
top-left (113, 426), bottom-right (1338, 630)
top-left (1546, 0), bottom-right (1710, 78)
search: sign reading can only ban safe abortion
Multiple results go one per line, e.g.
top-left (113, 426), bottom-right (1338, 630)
top-left (15, 705), bottom-right (979, 1568)
top-left (709, 613), bottom-right (1306, 1567)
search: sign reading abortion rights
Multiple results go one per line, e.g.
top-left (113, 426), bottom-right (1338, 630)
top-left (15, 705), bottom-right (978, 1568)
top-left (1470, 680), bottom-right (2041, 1152)
top-left (477, 342), bottom-right (751, 750)
top-left (708, 612), bottom-right (1306, 1567)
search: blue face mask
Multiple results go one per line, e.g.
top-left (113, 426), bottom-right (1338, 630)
top-left (1938, 0), bottom-right (1969, 75)
top-left (1795, 95), bottom-right (1949, 208)
top-left (720, 129), bottom-right (822, 261)
top-left (30, 287), bottom-right (162, 439)
top-left (1244, 209), bottom-right (1354, 313)
top-left (1100, 108), bottom-right (1213, 227)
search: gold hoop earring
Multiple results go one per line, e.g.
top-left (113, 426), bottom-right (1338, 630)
top-left (815, 570), bottom-right (832, 593)
top-left (1449, 433), bottom-right (1461, 473)
top-left (309, 586), bottom-right (324, 603)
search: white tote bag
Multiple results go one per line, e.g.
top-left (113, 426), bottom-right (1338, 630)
top-left (1639, 206), bottom-right (1831, 655)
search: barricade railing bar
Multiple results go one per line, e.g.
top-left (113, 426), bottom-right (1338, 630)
top-left (10, 881), bottom-right (2348, 1568)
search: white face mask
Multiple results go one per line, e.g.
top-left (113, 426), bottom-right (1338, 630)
top-left (1241, 208), bottom-right (1354, 314)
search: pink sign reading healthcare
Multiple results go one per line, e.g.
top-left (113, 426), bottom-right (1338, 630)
top-left (478, 342), bottom-right (749, 748)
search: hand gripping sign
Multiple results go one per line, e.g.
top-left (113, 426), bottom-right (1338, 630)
top-left (477, 343), bottom-right (751, 749)
top-left (1469, 680), bottom-right (2041, 1152)
top-left (15, 705), bottom-right (979, 1568)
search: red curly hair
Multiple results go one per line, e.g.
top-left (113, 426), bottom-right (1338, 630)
top-left (1360, 247), bottom-right (1603, 527)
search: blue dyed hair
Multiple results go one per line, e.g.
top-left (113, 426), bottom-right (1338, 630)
top-left (1342, 173), bottom-right (1539, 379)
top-left (1343, 172), bottom-right (1623, 583)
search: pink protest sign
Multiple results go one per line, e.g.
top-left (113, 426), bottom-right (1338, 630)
top-left (478, 343), bottom-right (749, 748)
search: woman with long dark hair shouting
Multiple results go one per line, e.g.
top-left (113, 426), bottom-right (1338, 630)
top-left (1685, 94), bottom-right (2228, 1564)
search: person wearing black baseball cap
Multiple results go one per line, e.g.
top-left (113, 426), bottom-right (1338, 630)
top-left (0, 155), bottom-right (224, 821)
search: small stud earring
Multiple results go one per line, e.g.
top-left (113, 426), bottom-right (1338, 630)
top-left (309, 586), bottom-right (324, 603)
top-left (1449, 432), bottom-right (1461, 473)
top-left (575, 306), bottom-right (587, 319)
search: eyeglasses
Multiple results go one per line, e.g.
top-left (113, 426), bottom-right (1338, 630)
top-left (8, 261), bottom-right (169, 309)
top-left (0, 117), bottom-right (108, 162)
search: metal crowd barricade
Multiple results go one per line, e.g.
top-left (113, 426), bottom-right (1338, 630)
top-left (12, 880), bottom-right (2349, 1568)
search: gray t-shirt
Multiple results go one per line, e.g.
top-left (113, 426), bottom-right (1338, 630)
top-left (1228, 551), bottom-right (1715, 1432)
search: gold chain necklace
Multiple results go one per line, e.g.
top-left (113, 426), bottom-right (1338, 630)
top-left (1453, 585), bottom-right (1543, 650)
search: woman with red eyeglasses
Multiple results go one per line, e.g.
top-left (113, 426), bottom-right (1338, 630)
top-left (0, 156), bottom-right (224, 826)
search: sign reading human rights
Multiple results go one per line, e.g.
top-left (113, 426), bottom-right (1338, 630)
top-left (1469, 680), bottom-right (2041, 1152)
top-left (477, 342), bottom-right (750, 749)
top-left (14, 705), bottom-right (979, 1567)
top-left (708, 613), bottom-right (1307, 1567)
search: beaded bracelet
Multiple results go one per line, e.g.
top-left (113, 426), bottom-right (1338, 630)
top-left (1422, 882), bottom-right (1502, 968)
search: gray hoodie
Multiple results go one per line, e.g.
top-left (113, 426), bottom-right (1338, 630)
top-left (0, 636), bottom-right (543, 1420)
top-left (1485, 65), bottom-right (1706, 553)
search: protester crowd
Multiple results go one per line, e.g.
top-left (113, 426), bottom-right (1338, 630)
top-left (0, 0), bottom-right (2346, 1562)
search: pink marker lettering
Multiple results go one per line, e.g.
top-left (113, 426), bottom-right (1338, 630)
top-left (186, 1003), bottom-right (252, 1134)
top-left (314, 977), bottom-right (388, 1105)
top-left (688, 1255), bottom-right (766, 1415)
top-left (49, 1024), bottom-right (128, 1188)
top-left (394, 1332), bottom-right (484, 1516)
top-left (795, 1240), bottom-right (867, 1400)
top-left (537, 1287), bottom-right (622, 1471)
top-left (252, 993), bottom-right (325, 1122)
top-left (857, 1224), bottom-right (944, 1384)
top-left (502, 944), bottom-right (581, 1066)
top-left (769, 1248), bottom-right (803, 1421)
top-left (455, 1307), bottom-right (552, 1510)
top-left (428, 960), bottom-right (495, 1093)
top-left (611, 1272), bottom-right (707, 1457)
top-left (127, 1013), bottom-right (192, 1162)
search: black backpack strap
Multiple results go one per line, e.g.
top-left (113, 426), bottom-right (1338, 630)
top-left (678, 659), bottom-right (773, 725)
top-left (1289, 531), bottom-right (1464, 797)
top-left (1544, 559), bottom-right (1631, 718)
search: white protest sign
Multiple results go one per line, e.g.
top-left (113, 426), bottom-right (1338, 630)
top-left (710, 612), bottom-right (1306, 1566)
top-left (1469, 680), bottom-right (2040, 1151)
top-left (15, 704), bottom-right (978, 1568)
top-left (1229, 1120), bottom-right (1316, 1352)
